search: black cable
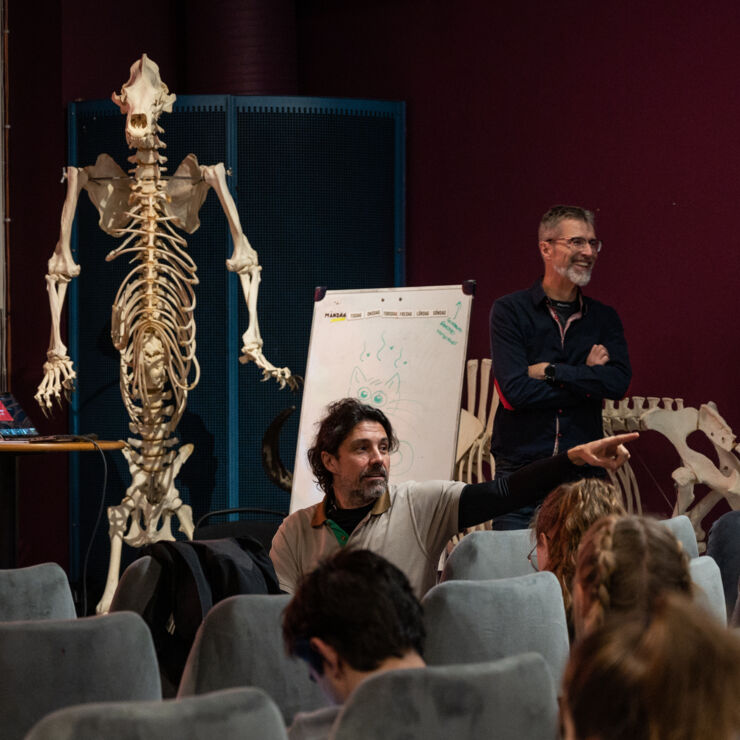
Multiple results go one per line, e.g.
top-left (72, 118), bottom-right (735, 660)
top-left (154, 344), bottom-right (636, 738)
top-left (74, 435), bottom-right (108, 617)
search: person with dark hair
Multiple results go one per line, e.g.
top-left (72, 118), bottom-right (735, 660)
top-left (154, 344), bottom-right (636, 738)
top-left (562, 592), bottom-right (740, 740)
top-left (282, 548), bottom-right (425, 739)
top-left (489, 205), bottom-right (631, 529)
top-left (270, 397), bottom-right (638, 597)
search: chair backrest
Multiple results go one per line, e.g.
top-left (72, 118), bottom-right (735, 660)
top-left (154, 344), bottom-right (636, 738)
top-left (441, 529), bottom-right (534, 581)
top-left (0, 610), bottom-right (161, 740)
top-left (0, 563), bottom-right (76, 621)
top-left (178, 594), bottom-right (327, 724)
top-left (109, 555), bottom-right (163, 614)
top-left (422, 572), bottom-right (570, 683)
top-left (194, 508), bottom-right (286, 552)
top-left (658, 515), bottom-right (699, 559)
top-left (690, 556), bottom-right (727, 625)
top-left (24, 687), bottom-right (288, 740)
top-left (331, 653), bottom-right (558, 740)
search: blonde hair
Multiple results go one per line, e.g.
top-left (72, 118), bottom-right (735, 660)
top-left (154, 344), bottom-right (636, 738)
top-left (563, 592), bottom-right (740, 740)
top-left (573, 514), bottom-right (692, 637)
top-left (534, 478), bottom-right (625, 619)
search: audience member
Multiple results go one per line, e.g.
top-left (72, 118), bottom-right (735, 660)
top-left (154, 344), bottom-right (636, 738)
top-left (562, 592), bottom-right (740, 740)
top-left (282, 548), bottom-right (425, 739)
top-left (706, 508), bottom-right (740, 621)
top-left (532, 478), bottom-right (625, 630)
top-left (571, 514), bottom-right (692, 639)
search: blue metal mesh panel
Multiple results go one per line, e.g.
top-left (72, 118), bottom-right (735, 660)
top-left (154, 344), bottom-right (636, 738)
top-left (235, 101), bottom-right (400, 513)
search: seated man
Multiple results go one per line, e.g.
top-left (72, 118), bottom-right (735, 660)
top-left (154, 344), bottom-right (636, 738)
top-left (282, 548), bottom-right (426, 739)
top-left (270, 397), bottom-right (637, 598)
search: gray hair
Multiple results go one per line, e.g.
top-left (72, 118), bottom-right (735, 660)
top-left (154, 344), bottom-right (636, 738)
top-left (538, 205), bottom-right (595, 241)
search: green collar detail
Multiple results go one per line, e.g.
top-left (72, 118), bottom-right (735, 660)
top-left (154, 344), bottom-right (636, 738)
top-left (326, 519), bottom-right (350, 547)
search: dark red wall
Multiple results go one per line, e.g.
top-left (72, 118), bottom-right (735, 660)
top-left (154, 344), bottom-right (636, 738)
top-left (295, 0), bottom-right (740, 520)
top-left (8, 0), bottom-right (739, 566)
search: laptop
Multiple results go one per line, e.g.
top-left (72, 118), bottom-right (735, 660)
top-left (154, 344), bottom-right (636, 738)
top-left (0, 393), bottom-right (40, 439)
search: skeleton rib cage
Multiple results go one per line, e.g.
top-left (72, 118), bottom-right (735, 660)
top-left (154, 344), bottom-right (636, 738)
top-left (109, 178), bottom-right (201, 492)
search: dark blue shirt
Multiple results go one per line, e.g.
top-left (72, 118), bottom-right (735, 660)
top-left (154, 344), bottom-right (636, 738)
top-left (490, 279), bottom-right (631, 469)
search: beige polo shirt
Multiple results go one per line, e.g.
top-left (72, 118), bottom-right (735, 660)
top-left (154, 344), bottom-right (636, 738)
top-left (270, 479), bottom-right (465, 599)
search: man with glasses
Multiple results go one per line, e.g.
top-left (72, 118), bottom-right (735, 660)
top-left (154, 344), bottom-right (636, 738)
top-left (489, 205), bottom-right (631, 530)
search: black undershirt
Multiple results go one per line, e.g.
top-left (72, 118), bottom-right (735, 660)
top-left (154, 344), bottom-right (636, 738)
top-left (325, 499), bottom-right (373, 536)
top-left (326, 452), bottom-right (579, 535)
top-left (548, 297), bottom-right (579, 327)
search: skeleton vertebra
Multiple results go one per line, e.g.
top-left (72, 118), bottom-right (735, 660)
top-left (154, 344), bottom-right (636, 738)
top-left (36, 55), bottom-right (297, 612)
top-left (603, 395), bottom-right (740, 549)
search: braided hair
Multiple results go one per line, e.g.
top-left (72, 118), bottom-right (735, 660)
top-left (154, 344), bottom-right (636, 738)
top-left (573, 514), bottom-right (692, 638)
top-left (564, 593), bottom-right (740, 740)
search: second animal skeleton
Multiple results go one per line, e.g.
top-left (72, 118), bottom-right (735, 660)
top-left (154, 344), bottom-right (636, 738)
top-left (36, 55), bottom-right (297, 612)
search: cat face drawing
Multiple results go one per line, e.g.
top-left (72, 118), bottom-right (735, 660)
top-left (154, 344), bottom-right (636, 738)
top-left (348, 367), bottom-right (401, 409)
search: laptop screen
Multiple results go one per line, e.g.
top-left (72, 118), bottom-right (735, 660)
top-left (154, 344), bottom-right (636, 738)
top-left (0, 393), bottom-right (39, 438)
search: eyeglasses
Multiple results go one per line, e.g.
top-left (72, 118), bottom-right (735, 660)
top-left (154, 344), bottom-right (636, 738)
top-left (527, 544), bottom-right (539, 572)
top-left (546, 237), bottom-right (602, 253)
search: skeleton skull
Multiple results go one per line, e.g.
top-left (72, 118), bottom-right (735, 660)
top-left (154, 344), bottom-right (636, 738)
top-left (111, 54), bottom-right (175, 149)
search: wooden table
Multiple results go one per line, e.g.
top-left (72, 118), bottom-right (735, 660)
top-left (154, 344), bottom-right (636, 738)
top-left (0, 440), bottom-right (125, 568)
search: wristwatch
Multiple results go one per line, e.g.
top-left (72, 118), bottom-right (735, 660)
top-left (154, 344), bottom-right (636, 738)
top-left (544, 363), bottom-right (556, 385)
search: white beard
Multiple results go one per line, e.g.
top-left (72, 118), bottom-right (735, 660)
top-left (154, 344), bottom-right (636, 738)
top-left (556, 262), bottom-right (592, 287)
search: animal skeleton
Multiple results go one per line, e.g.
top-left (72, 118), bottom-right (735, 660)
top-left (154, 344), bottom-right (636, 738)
top-left (604, 396), bottom-right (740, 548)
top-left (36, 55), bottom-right (297, 612)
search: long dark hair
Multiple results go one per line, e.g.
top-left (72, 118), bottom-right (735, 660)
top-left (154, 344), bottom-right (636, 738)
top-left (307, 397), bottom-right (398, 496)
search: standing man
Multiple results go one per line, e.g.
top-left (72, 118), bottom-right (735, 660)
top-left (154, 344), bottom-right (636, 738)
top-left (490, 205), bottom-right (631, 530)
top-left (270, 397), bottom-right (637, 597)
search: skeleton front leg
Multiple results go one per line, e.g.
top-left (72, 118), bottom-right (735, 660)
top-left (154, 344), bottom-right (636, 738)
top-left (201, 163), bottom-right (299, 390)
top-left (35, 167), bottom-right (86, 415)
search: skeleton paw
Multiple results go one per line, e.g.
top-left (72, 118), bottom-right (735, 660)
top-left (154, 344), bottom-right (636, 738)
top-left (262, 365), bottom-right (302, 392)
top-left (35, 355), bottom-right (77, 416)
top-left (240, 346), bottom-right (301, 392)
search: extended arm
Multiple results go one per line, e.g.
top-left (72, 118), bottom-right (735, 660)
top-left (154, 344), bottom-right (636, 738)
top-left (459, 432), bottom-right (637, 528)
top-left (201, 163), bottom-right (299, 391)
top-left (35, 167), bottom-right (86, 415)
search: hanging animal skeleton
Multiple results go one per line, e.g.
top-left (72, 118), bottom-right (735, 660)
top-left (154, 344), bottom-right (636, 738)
top-left (35, 55), bottom-right (298, 612)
